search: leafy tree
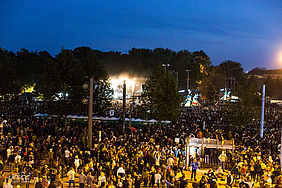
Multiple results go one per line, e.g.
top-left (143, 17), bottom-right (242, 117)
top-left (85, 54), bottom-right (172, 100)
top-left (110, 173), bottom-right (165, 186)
top-left (191, 50), bottom-right (211, 87)
top-left (0, 49), bottom-right (21, 114)
top-left (200, 60), bottom-right (245, 103)
top-left (15, 48), bottom-right (37, 87)
top-left (35, 48), bottom-right (112, 116)
top-left (0, 48), bottom-right (21, 96)
top-left (227, 76), bottom-right (261, 127)
top-left (170, 50), bottom-right (193, 90)
top-left (142, 66), bottom-right (184, 123)
top-left (0, 46), bottom-right (214, 117)
top-left (199, 66), bottom-right (225, 102)
top-left (218, 60), bottom-right (245, 90)
top-left (34, 51), bottom-right (59, 99)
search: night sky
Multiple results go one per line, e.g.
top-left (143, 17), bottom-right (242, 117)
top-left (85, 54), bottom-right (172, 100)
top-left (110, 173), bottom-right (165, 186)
top-left (1, 0), bottom-right (282, 71)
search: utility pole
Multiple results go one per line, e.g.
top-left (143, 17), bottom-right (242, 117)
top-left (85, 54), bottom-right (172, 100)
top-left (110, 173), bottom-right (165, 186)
top-left (260, 84), bottom-right (265, 139)
top-left (88, 77), bottom-right (93, 149)
top-left (122, 80), bottom-right (126, 131)
top-left (186, 70), bottom-right (191, 91)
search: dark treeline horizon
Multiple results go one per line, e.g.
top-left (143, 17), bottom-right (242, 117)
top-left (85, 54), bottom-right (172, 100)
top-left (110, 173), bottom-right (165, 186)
top-left (0, 46), bottom-right (214, 90)
top-left (0, 46), bottom-right (281, 117)
top-left (0, 46), bottom-right (281, 95)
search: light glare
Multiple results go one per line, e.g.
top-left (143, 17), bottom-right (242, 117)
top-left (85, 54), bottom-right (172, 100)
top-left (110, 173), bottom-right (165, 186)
top-left (109, 75), bottom-right (136, 99)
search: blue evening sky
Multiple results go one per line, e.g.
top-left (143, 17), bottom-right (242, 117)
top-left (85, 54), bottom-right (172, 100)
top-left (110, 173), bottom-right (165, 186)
top-left (1, 0), bottom-right (282, 71)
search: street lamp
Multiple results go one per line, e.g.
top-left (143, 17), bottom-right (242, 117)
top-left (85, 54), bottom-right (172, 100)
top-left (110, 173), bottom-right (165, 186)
top-left (162, 64), bottom-right (178, 85)
top-left (162, 64), bottom-right (170, 70)
top-left (186, 69), bottom-right (191, 91)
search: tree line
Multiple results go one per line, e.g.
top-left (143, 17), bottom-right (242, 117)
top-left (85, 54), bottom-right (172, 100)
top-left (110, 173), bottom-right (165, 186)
top-left (0, 46), bottom-right (279, 125)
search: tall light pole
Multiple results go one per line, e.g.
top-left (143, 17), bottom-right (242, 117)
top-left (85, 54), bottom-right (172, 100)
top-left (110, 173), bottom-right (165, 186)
top-left (260, 84), bottom-right (265, 139)
top-left (88, 77), bottom-right (93, 149)
top-left (122, 80), bottom-right (126, 131)
top-left (162, 64), bottom-right (170, 70)
top-left (186, 70), bottom-right (191, 91)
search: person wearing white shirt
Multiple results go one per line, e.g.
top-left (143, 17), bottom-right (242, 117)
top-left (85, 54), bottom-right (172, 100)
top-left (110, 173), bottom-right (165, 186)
top-left (167, 156), bottom-right (174, 167)
top-left (7, 147), bottom-right (12, 161)
top-left (67, 168), bottom-right (75, 188)
top-left (74, 155), bottom-right (80, 172)
top-left (98, 172), bottom-right (107, 187)
top-left (65, 149), bottom-right (70, 158)
top-left (15, 154), bottom-right (21, 167)
top-left (155, 172), bottom-right (161, 187)
top-left (117, 166), bottom-right (125, 177)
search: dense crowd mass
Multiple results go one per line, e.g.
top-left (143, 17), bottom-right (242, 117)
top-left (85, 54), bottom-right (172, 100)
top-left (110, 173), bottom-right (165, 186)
top-left (0, 105), bottom-right (280, 188)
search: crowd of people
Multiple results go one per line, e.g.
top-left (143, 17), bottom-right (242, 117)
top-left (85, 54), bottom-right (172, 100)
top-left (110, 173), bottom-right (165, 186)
top-left (0, 105), bottom-right (280, 188)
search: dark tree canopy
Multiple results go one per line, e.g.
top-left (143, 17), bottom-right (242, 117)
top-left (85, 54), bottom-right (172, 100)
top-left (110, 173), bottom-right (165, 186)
top-left (141, 66), bottom-right (184, 122)
top-left (1, 46), bottom-right (277, 123)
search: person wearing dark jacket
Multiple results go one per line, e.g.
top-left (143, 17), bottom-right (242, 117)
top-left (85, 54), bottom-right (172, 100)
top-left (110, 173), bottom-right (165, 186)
top-left (34, 178), bottom-right (42, 188)
top-left (254, 161), bottom-right (261, 182)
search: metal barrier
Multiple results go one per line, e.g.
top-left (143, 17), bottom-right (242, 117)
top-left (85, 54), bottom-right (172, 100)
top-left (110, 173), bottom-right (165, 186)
top-left (187, 137), bottom-right (234, 150)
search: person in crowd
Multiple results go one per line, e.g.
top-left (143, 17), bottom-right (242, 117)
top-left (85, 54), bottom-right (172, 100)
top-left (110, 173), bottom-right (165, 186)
top-left (117, 165), bottom-right (125, 178)
top-left (98, 172), bottom-right (106, 187)
top-left (191, 159), bottom-right (199, 181)
top-left (0, 172), bottom-right (5, 188)
top-left (67, 167), bottom-right (76, 188)
top-left (74, 155), bottom-right (81, 173)
top-left (79, 170), bottom-right (86, 188)
top-left (155, 170), bottom-right (161, 188)
top-left (226, 171), bottom-right (234, 188)
top-left (54, 175), bottom-right (62, 188)
top-left (34, 177), bottom-right (42, 188)
top-left (3, 179), bottom-right (13, 188)
top-left (42, 176), bottom-right (48, 188)
top-left (199, 175), bottom-right (208, 188)
top-left (218, 151), bottom-right (227, 172)
top-left (0, 104), bottom-right (279, 188)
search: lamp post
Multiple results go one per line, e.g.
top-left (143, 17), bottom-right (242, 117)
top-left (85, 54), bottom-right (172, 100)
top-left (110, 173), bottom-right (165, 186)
top-left (171, 70), bottom-right (178, 84)
top-left (162, 64), bottom-right (178, 85)
top-left (162, 64), bottom-right (170, 70)
top-left (260, 84), bottom-right (265, 139)
top-left (186, 70), bottom-right (191, 91)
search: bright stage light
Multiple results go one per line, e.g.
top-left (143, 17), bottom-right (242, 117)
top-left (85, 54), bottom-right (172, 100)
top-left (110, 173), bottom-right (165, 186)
top-left (109, 75), bottom-right (136, 99)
